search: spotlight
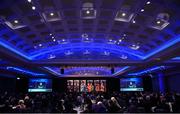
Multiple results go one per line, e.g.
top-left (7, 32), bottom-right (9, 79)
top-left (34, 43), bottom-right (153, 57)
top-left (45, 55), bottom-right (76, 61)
top-left (156, 20), bottom-right (161, 24)
top-left (141, 9), bottom-right (144, 12)
top-left (32, 6), bottom-right (36, 10)
top-left (146, 1), bottom-right (151, 4)
top-left (49, 33), bottom-right (52, 36)
top-left (115, 11), bottom-right (134, 22)
top-left (52, 36), bottom-right (54, 39)
top-left (132, 20), bottom-right (136, 23)
top-left (122, 13), bottom-right (126, 17)
top-left (119, 39), bottom-right (122, 42)
top-left (50, 13), bottom-right (54, 16)
top-left (86, 10), bottom-right (90, 14)
top-left (39, 44), bottom-right (42, 47)
top-left (14, 20), bottom-right (19, 24)
top-left (53, 39), bottom-right (56, 42)
top-left (27, 0), bottom-right (31, 3)
top-left (17, 77), bottom-right (20, 80)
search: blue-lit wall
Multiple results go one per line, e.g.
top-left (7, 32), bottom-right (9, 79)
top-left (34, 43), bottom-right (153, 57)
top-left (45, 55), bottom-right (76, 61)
top-left (166, 73), bottom-right (180, 93)
top-left (150, 69), bottom-right (180, 93)
top-left (151, 76), bottom-right (159, 92)
top-left (151, 72), bottom-right (166, 93)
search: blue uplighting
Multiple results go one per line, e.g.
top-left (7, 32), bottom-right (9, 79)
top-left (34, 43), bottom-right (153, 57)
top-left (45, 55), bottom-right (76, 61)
top-left (171, 57), bottom-right (180, 60)
top-left (0, 33), bottom-right (179, 61)
top-left (0, 39), bottom-right (32, 60)
top-left (113, 66), bottom-right (130, 76)
top-left (44, 67), bottom-right (61, 76)
top-left (6, 66), bottom-right (46, 76)
top-left (30, 43), bottom-right (144, 60)
top-left (143, 35), bottom-right (180, 59)
top-left (128, 66), bottom-right (166, 76)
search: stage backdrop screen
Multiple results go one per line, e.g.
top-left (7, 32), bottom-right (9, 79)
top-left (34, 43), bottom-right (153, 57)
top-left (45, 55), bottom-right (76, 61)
top-left (28, 79), bottom-right (52, 92)
top-left (67, 80), bottom-right (106, 92)
top-left (120, 78), bottom-right (144, 91)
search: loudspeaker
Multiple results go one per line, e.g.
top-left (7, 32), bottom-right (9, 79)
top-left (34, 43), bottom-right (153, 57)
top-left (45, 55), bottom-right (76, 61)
top-left (61, 68), bottom-right (64, 74)
top-left (111, 67), bottom-right (114, 74)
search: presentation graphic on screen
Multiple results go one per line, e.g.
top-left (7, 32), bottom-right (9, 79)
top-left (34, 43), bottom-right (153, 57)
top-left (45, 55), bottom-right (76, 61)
top-left (120, 78), bottom-right (144, 91)
top-left (74, 80), bottom-right (80, 92)
top-left (67, 80), bottom-right (106, 92)
top-left (80, 80), bottom-right (86, 92)
top-left (67, 80), bottom-right (73, 92)
top-left (28, 79), bottom-right (52, 92)
top-left (87, 80), bottom-right (94, 92)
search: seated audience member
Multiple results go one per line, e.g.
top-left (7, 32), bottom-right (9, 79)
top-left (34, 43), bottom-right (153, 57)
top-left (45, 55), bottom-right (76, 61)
top-left (107, 97), bottom-right (121, 112)
top-left (24, 95), bottom-right (32, 109)
top-left (0, 91), bottom-right (179, 113)
top-left (15, 100), bottom-right (26, 109)
top-left (96, 101), bottom-right (107, 113)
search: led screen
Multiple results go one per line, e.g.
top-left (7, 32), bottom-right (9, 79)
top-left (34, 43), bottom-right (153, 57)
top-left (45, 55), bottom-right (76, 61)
top-left (67, 80), bottom-right (73, 92)
top-left (67, 80), bottom-right (106, 92)
top-left (87, 80), bottom-right (94, 92)
top-left (74, 80), bottom-right (80, 92)
top-left (28, 79), bottom-right (52, 92)
top-left (120, 78), bottom-right (143, 91)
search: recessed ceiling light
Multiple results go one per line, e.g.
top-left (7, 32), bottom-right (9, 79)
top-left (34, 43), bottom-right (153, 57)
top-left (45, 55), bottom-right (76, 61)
top-left (50, 13), bottom-right (54, 16)
top-left (53, 39), bottom-right (56, 42)
top-left (121, 55), bottom-right (128, 59)
top-left (39, 44), bottom-right (42, 47)
top-left (32, 6), bottom-right (36, 10)
top-left (132, 20), bottom-right (136, 23)
top-left (156, 20), bottom-right (161, 24)
top-left (62, 39), bottom-right (65, 41)
top-left (86, 10), bottom-right (90, 14)
top-left (48, 54), bottom-right (56, 59)
top-left (104, 51), bottom-right (110, 56)
top-left (50, 33), bottom-right (52, 36)
top-left (123, 34), bottom-right (126, 37)
top-left (141, 9), bottom-right (144, 12)
top-left (52, 36), bottom-right (54, 39)
top-left (17, 77), bottom-right (20, 80)
top-left (131, 44), bottom-right (140, 50)
top-left (14, 20), bottom-right (19, 24)
top-left (27, 0), bottom-right (31, 3)
top-left (119, 39), bottom-right (122, 42)
top-left (146, 1), bottom-right (151, 4)
top-left (122, 13), bottom-right (126, 17)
